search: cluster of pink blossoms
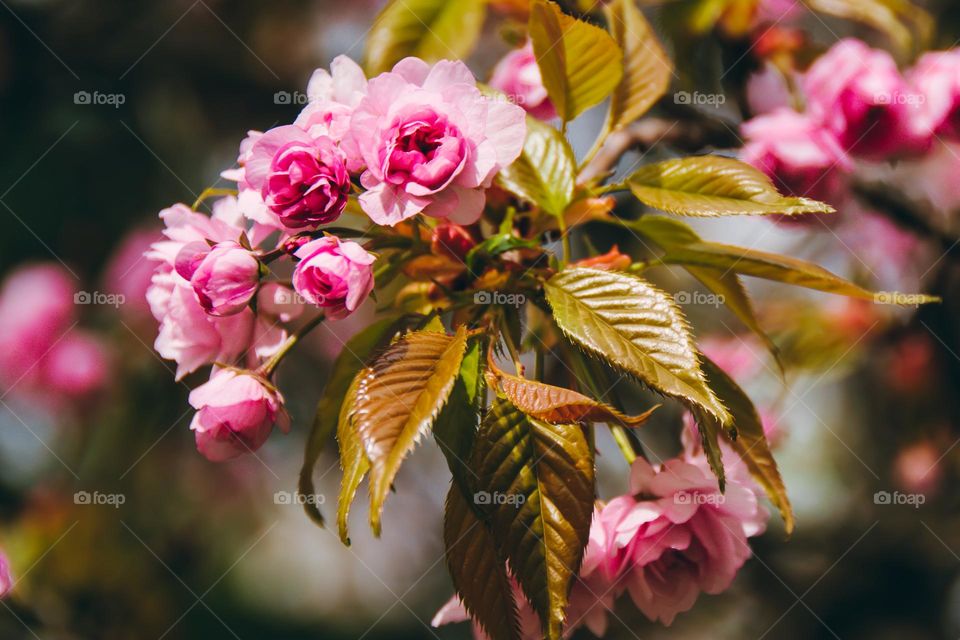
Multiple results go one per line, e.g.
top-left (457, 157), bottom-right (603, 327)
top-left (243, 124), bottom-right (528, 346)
top-left (145, 55), bottom-right (526, 460)
top-left (743, 39), bottom-right (960, 211)
top-left (434, 424), bottom-right (767, 636)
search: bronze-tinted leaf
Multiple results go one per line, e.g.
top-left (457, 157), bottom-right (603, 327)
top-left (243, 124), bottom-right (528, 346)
top-left (472, 399), bottom-right (594, 640)
top-left (337, 373), bottom-right (369, 545)
top-left (486, 358), bottom-right (658, 427)
top-left (701, 356), bottom-right (795, 534)
top-left (443, 484), bottom-right (520, 640)
top-left (354, 327), bottom-right (469, 535)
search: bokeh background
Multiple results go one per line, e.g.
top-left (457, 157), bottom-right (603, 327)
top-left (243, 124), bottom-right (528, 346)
top-left (0, 0), bottom-right (959, 638)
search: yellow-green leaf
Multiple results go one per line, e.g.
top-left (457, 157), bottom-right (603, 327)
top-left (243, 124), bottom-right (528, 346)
top-left (802, 0), bottom-right (912, 55)
top-left (337, 373), bottom-right (369, 545)
top-left (443, 484), bottom-right (520, 640)
top-left (497, 116), bottom-right (576, 217)
top-left (529, 0), bottom-right (624, 123)
top-left (301, 316), bottom-right (406, 528)
top-left (660, 240), bottom-right (939, 304)
top-left (701, 356), bottom-right (795, 534)
top-left (632, 216), bottom-right (780, 366)
top-left (487, 358), bottom-right (658, 427)
top-left (364, 0), bottom-right (487, 75)
top-left (544, 267), bottom-right (731, 424)
top-left (354, 327), bottom-right (469, 535)
top-left (603, 0), bottom-right (672, 132)
top-left (472, 399), bottom-right (594, 640)
top-left (625, 156), bottom-right (835, 217)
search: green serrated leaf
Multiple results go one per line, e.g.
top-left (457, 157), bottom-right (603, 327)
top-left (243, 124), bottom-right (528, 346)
top-left (364, 0), bottom-right (487, 75)
top-left (434, 338), bottom-right (486, 499)
top-left (472, 399), bottom-right (595, 640)
top-left (544, 268), bottom-right (731, 425)
top-left (496, 116), bottom-right (576, 217)
top-left (443, 483), bottom-right (520, 640)
top-left (625, 156), bottom-right (835, 217)
top-left (337, 373), bottom-right (369, 545)
top-left (301, 316), bottom-right (406, 529)
top-left (355, 326), bottom-right (469, 535)
top-left (529, 0), bottom-right (624, 123)
top-left (603, 0), bottom-right (672, 132)
top-left (701, 356), bottom-right (795, 534)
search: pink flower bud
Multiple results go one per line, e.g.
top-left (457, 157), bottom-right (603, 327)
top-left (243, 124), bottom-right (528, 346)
top-left (246, 126), bottom-right (350, 229)
top-left (181, 241), bottom-right (261, 317)
top-left (909, 50), bottom-right (960, 141)
top-left (188, 368), bottom-right (290, 462)
top-left (489, 43), bottom-right (557, 121)
top-left (43, 331), bottom-right (110, 398)
top-left (292, 236), bottom-right (375, 319)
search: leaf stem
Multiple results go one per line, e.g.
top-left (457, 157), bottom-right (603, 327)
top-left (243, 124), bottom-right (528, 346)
top-left (610, 425), bottom-right (637, 464)
top-left (499, 313), bottom-right (524, 376)
top-left (258, 313), bottom-right (326, 378)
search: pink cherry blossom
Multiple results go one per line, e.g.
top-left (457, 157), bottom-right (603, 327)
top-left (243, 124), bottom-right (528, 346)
top-left (0, 551), bottom-right (12, 598)
top-left (350, 58), bottom-right (526, 226)
top-left (599, 454), bottom-right (767, 626)
top-left (803, 39), bottom-right (928, 159)
top-left (0, 263), bottom-right (77, 389)
top-left (741, 108), bottom-right (852, 206)
top-left (179, 241), bottom-right (261, 317)
top-left (909, 49), bottom-right (960, 141)
top-left (745, 63), bottom-right (793, 116)
top-left (296, 55), bottom-right (368, 155)
top-left (246, 126), bottom-right (351, 230)
top-left (489, 43), bottom-right (556, 120)
top-left (103, 227), bottom-right (161, 324)
top-left (257, 282), bottom-right (305, 324)
top-left (188, 368), bottom-right (290, 462)
top-left (42, 331), bottom-right (110, 399)
top-left (292, 236), bottom-right (375, 319)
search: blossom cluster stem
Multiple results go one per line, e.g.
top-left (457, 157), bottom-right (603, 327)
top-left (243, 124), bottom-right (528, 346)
top-left (258, 313), bottom-right (325, 378)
